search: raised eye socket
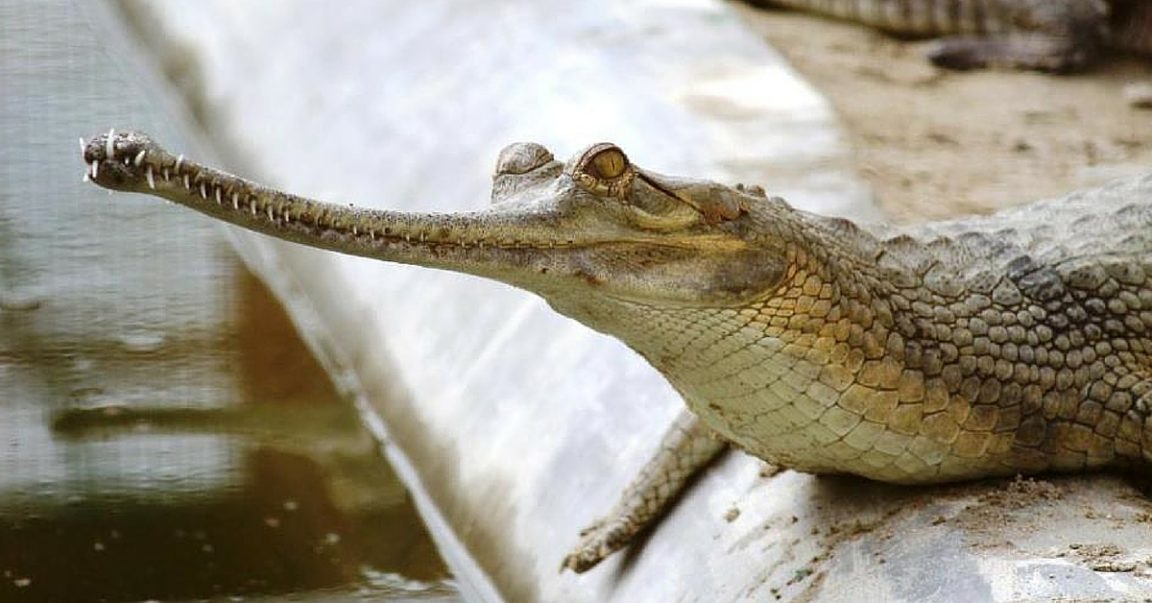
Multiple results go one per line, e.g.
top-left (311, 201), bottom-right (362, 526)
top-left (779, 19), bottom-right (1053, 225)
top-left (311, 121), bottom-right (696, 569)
top-left (495, 142), bottom-right (554, 176)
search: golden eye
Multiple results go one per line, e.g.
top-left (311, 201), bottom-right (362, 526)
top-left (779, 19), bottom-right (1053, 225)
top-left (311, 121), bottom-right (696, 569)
top-left (568, 143), bottom-right (635, 198)
top-left (586, 147), bottom-right (627, 180)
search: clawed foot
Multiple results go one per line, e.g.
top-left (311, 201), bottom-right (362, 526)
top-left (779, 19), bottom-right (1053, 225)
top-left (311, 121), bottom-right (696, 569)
top-left (560, 515), bottom-right (637, 573)
top-left (559, 412), bottom-right (728, 574)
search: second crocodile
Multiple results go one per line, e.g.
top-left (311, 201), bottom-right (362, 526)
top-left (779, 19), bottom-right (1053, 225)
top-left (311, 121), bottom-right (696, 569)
top-left (752, 0), bottom-right (1152, 71)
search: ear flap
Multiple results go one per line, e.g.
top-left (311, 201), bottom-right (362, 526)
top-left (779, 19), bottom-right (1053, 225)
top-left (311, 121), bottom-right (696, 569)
top-left (697, 191), bottom-right (749, 225)
top-left (575, 244), bottom-right (786, 306)
top-left (636, 169), bottom-right (749, 225)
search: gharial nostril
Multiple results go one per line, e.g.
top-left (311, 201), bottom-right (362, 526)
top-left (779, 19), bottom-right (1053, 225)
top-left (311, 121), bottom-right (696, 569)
top-left (81, 135), bottom-right (105, 164)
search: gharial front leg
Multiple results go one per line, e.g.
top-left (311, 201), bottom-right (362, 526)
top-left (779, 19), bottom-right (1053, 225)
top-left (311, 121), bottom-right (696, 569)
top-left (562, 410), bottom-right (729, 573)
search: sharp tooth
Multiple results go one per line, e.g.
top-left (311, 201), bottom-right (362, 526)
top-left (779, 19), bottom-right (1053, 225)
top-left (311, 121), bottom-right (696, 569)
top-left (284, 212), bottom-right (291, 223)
top-left (419, 233), bottom-right (426, 242)
top-left (183, 174), bottom-right (191, 190)
top-left (199, 181), bottom-right (207, 199)
top-left (352, 226), bottom-right (358, 235)
top-left (78, 137), bottom-right (86, 156)
top-left (146, 166), bottom-right (156, 190)
top-left (174, 154), bottom-right (184, 173)
top-left (133, 149), bottom-right (146, 167)
top-left (163, 168), bottom-right (170, 182)
top-left (123, 156), bottom-right (130, 165)
top-left (82, 172), bottom-right (90, 183)
top-left (215, 187), bottom-right (222, 204)
top-left (232, 192), bottom-right (239, 209)
top-left (404, 234), bottom-right (411, 243)
top-left (91, 160), bottom-right (99, 179)
top-left (105, 128), bottom-right (115, 159)
top-left (267, 207), bottom-right (274, 221)
top-left (250, 203), bottom-right (256, 216)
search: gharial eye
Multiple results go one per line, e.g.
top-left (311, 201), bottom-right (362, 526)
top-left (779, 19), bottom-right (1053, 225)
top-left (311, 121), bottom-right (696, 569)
top-left (586, 146), bottom-right (627, 179)
top-left (568, 143), bottom-right (635, 198)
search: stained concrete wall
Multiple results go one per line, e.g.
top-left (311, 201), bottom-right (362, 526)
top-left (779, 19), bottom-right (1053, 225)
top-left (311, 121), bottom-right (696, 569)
top-left (108, 1), bottom-right (1152, 601)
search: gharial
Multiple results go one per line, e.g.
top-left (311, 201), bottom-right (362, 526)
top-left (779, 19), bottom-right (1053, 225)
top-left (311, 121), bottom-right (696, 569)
top-left (748, 0), bottom-right (1152, 72)
top-left (83, 130), bottom-right (1152, 572)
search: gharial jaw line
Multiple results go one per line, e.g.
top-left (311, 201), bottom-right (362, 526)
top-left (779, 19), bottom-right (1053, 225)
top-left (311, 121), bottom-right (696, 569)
top-left (81, 130), bottom-right (745, 265)
top-left (80, 129), bottom-right (604, 256)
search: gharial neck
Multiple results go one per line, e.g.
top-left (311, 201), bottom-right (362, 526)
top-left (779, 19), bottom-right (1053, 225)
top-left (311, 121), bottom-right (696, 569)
top-left (550, 204), bottom-right (903, 375)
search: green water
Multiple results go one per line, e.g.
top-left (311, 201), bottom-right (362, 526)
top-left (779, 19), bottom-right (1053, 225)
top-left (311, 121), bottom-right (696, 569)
top-left (0, 2), bottom-right (455, 601)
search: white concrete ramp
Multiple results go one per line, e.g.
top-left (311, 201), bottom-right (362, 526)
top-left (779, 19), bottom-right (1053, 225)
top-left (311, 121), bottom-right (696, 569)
top-left (109, 1), bottom-right (1152, 601)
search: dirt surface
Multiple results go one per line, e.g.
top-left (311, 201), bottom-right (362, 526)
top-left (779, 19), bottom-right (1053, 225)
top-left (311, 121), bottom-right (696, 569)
top-left (732, 3), bottom-right (1152, 222)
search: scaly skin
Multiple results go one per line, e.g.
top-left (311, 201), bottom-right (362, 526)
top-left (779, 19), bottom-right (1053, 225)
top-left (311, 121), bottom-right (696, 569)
top-left (83, 130), bottom-right (1152, 573)
top-left (561, 412), bottom-right (727, 572)
top-left (753, 0), bottom-right (1152, 72)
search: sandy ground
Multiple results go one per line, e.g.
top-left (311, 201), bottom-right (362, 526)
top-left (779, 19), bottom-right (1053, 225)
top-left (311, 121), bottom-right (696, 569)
top-left (732, 3), bottom-right (1152, 222)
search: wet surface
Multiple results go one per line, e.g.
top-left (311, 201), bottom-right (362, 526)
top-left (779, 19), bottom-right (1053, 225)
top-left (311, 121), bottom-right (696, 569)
top-left (0, 271), bottom-right (455, 603)
top-left (0, 2), bottom-right (454, 601)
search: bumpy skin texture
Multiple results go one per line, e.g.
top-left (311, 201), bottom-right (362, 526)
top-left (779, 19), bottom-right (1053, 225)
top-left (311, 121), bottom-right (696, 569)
top-left (754, 0), bottom-right (1152, 71)
top-left (82, 131), bottom-right (1152, 574)
top-left (654, 183), bottom-right (1152, 482)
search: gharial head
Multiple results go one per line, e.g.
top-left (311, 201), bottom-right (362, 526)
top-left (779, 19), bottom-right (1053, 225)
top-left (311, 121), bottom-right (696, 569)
top-left (82, 130), bottom-right (797, 317)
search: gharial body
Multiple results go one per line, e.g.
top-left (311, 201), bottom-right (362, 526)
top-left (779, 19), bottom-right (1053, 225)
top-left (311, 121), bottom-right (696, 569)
top-left (751, 0), bottom-right (1152, 71)
top-left (84, 130), bottom-right (1152, 572)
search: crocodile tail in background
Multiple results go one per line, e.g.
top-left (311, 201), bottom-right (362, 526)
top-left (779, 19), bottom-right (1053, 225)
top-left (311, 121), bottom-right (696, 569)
top-left (754, 0), bottom-right (1139, 71)
top-left (758, 0), bottom-right (1014, 37)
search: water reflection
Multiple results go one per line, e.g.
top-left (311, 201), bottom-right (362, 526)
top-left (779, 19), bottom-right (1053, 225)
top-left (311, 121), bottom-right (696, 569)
top-left (1, 271), bottom-right (454, 602)
top-left (1, 2), bottom-right (455, 600)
